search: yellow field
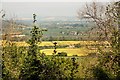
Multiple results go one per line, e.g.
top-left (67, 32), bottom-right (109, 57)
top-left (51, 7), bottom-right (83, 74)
top-left (40, 41), bottom-right (99, 46)
top-left (1, 40), bottom-right (109, 47)
top-left (1, 40), bottom-right (107, 47)
top-left (1, 40), bottom-right (104, 56)
top-left (41, 47), bottom-right (97, 56)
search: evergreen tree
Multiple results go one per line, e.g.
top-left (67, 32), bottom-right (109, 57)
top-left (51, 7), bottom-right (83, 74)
top-left (19, 14), bottom-right (43, 80)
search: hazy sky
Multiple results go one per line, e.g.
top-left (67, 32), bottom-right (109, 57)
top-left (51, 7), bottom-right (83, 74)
top-left (2, 2), bottom-right (85, 19)
top-left (2, 0), bottom-right (117, 19)
top-left (1, 0), bottom-right (116, 2)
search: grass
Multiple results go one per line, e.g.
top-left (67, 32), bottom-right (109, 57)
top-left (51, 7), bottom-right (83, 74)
top-left (76, 56), bottom-right (98, 78)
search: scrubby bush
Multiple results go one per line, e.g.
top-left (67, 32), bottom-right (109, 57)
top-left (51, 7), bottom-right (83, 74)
top-left (2, 41), bottom-right (26, 79)
top-left (56, 52), bottom-right (67, 56)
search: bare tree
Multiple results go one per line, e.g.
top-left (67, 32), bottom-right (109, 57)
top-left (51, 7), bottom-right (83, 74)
top-left (77, 2), bottom-right (118, 41)
top-left (0, 9), bottom-right (5, 18)
top-left (1, 12), bottom-right (24, 41)
top-left (77, 2), bottom-right (120, 78)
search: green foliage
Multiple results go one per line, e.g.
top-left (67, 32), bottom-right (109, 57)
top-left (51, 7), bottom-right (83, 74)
top-left (92, 67), bottom-right (110, 80)
top-left (97, 30), bottom-right (120, 79)
top-left (19, 14), bottom-right (43, 79)
top-left (92, 1), bottom-right (120, 79)
top-left (74, 43), bottom-right (81, 48)
top-left (56, 52), bottom-right (67, 56)
top-left (2, 41), bottom-right (26, 79)
top-left (70, 57), bottom-right (79, 79)
top-left (18, 14), bottom-right (79, 80)
top-left (74, 2), bottom-right (120, 79)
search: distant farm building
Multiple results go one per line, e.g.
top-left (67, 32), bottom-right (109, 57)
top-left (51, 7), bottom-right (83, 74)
top-left (2, 32), bottom-right (26, 41)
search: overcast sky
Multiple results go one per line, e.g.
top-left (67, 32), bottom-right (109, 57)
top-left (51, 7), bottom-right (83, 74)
top-left (1, 0), bottom-right (118, 19)
top-left (3, 2), bottom-right (85, 18)
top-left (1, 0), bottom-right (116, 2)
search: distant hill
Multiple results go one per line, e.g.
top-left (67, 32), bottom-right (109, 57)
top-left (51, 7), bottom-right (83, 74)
top-left (2, 16), bottom-right (97, 41)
